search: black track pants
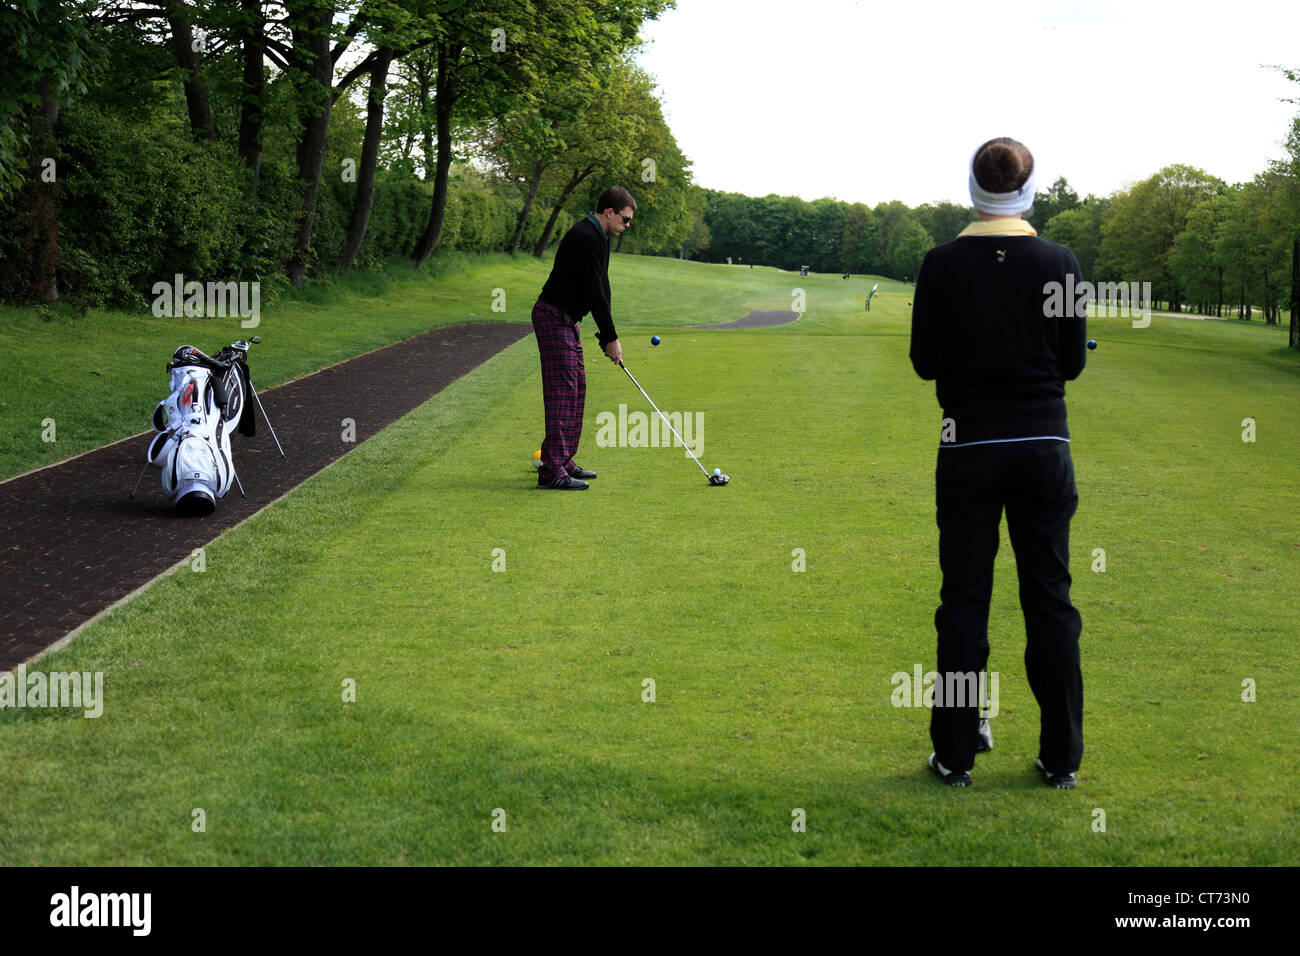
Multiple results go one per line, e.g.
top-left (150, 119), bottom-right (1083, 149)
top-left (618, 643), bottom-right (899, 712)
top-left (928, 440), bottom-right (1084, 775)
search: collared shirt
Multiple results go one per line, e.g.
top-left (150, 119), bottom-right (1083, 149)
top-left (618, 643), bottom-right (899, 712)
top-left (957, 219), bottom-right (1039, 238)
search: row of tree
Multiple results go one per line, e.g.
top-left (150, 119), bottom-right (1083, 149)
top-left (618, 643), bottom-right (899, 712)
top-left (1039, 155), bottom-right (1299, 325)
top-left (693, 80), bottom-right (1300, 339)
top-left (697, 193), bottom-right (975, 279)
top-left (0, 0), bottom-right (699, 307)
top-left (3, 3), bottom-right (1297, 344)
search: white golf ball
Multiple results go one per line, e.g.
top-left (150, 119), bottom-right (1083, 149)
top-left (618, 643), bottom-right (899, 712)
top-left (713, 468), bottom-right (721, 476)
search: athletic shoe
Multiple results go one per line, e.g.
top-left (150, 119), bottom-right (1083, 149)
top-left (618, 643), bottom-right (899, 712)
top-left (1035, 758), bottom-right (1077, 789)
top-left (569, 466), bottom-right (597, 479)
top-left (538, 474), bottom-right (589, 490)
top-left (976, 717), bottom-right (993, 753)
top-left (929, 753), bottom-right (971, 787)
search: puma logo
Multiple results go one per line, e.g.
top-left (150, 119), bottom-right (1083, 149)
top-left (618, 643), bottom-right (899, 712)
top-left (996, 249), bottom-right (1007, 262)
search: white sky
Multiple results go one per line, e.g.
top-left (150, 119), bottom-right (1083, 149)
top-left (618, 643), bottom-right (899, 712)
top-left (635, 0), bottom-right (1300, 206)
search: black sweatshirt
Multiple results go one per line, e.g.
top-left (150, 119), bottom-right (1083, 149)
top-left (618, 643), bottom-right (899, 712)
top-left (910, 231), bottom-right (1087, 445)
top-left (539, 214), bottom-right (618, 347)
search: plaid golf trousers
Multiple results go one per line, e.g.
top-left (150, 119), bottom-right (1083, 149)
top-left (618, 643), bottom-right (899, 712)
top-left (532, 300), bottom-right (585, 481)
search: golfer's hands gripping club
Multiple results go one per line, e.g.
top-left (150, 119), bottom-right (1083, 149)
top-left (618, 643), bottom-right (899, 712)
top-left (604, 339), bottom-right (623, 365)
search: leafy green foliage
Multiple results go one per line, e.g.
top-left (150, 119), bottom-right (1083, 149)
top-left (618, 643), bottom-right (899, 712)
top-left (0, 0), bottom-right (96, 199)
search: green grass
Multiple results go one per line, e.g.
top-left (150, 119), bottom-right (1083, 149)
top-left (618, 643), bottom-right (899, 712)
top-left (1, 255), bottom-right (1298, 864)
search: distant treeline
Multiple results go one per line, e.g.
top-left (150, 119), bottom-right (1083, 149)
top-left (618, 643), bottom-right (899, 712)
top-left (3, 4), bottom-right (1297, 336)
top-left (692, 77), bottom-right (1300, 331)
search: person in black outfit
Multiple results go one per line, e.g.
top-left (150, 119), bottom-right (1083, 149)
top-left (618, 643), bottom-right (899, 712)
top-left (910, 137), bottom-right (1086, 789)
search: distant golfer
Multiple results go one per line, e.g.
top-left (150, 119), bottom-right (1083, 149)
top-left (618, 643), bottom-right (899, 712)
top-left (531, 186), bottom-right (634, 489)
top-left (910, 137), bottom-right (1086, 788)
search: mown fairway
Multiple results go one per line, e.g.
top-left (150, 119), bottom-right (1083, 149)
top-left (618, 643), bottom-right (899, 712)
top-left (1, 254), bottom-right (1297, 864)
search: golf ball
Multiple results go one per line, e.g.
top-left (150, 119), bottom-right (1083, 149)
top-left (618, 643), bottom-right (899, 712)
top-left (1087, 339), bottom-right (1097, 350)
top-left (651, 335), bottom-right (661, 346)
top-left (713, 468), bottom-right (721, 476)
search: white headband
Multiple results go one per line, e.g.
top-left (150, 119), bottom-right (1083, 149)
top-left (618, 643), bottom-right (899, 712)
top-left (968, 150), bottom-right (1036, 216)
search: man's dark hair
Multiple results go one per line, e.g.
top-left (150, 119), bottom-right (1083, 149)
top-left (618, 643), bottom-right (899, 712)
top-left (596, 186), bottom-right (637, 214)
top-left (973, 138), bottom-right (1033, 193)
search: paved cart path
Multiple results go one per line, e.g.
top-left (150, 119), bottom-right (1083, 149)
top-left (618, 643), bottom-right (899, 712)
top-left (0, 322), bottom-right (531, 671)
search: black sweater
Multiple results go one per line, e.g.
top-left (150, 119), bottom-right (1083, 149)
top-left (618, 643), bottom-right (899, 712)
top-left (539, 215), bottom-right (618, 346)
top-left (910, 234), bottom-right (1086, 445)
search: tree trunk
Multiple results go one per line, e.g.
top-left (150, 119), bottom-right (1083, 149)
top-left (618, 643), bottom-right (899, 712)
top-left (508, 160), bottom-right (545, 254)
top-left (338, 49), bottom-right (394, 277)
top-left (237, 0), bottom-right (264, 177)
top-left (411, 43), bottom-right (457, 267)
top-left (168, 12), bottom-right (216, 141)
top-left (532, 165), bottom-right (594, 257)
top-left (28, 76), bottom-right (61, 303)
top-left (1216, 266), bottom-right (1222, 318)
top-left (418, 58), bottom-right (434, 182)
top-left (286, 8), bottom-right (334, 288)
top-left (1290, 239), bottom-right (1298, 351)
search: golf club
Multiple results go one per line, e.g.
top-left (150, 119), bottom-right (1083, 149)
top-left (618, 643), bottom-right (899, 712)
top-left (619, 361), bottom-right (729, 485)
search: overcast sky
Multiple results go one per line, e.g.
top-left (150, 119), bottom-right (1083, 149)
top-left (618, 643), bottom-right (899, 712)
top-left (635, 0), bottom-right (1300, 207)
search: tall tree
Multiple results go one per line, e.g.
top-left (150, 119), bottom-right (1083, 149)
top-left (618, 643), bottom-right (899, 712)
top-left (1028, 176), bottom-right (1079, 233)
top-left (886, 215), bottom-right (932, 281)
top-left (838, 202), bottom-right (871, 274)
top-left (1101, 165), bottom-right (1222, 311)
top-left (338, 47), bottom-right (394, 275)
top-left (603, 66), bottom-right (694, 256)
top-left (529, 61), bottom-right (645, 257)
top-left (1043, 196), bottom-right (1108, 283)
top-left (411, 0), bottom-right (671, 266)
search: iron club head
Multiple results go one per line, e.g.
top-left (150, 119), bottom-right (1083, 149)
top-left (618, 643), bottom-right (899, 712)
top-left (708, 473), bottom-right (730, 486)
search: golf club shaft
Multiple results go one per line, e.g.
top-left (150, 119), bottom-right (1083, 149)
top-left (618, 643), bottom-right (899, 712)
top-left (620, 363), bottom-right (711, 477)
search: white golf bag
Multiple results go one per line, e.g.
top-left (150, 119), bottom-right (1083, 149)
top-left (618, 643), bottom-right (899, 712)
top-left (146, 347), bottom-right (248, 514)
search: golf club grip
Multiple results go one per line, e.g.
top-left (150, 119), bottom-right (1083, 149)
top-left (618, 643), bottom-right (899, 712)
top-left (172, 346), bottom-right (230, 372)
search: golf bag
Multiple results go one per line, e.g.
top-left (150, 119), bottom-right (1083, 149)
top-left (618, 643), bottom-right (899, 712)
top-left (146, 344), bottom-right (255, 514)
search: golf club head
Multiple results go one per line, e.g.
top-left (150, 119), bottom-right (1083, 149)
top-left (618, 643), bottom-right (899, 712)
top-left (708, 473), bottom-right (730, 486)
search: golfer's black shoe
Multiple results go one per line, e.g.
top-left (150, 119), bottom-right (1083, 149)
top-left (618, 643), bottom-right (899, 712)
top-left (1035, 758), bottom-right (1077, 789)
top-left (929, 753), bottom-right (971, 787)
top-left (568, 466), bottom-right (597, 480)
top-left (976, 717), bottom-right (993, 753)
top-left (538, 474), bottom-right (588, 490)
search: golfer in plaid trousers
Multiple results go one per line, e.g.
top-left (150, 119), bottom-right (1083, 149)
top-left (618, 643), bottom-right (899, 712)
top-left (532, 186), bottom-right (635, 490)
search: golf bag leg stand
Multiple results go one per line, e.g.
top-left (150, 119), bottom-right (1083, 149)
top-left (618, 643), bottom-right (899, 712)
top-left (249, 383), bottom-right (286, 458)
top-left (130, 463), bottom-right (150, 499)
top-left (232, 468), bottom-right (246, 498)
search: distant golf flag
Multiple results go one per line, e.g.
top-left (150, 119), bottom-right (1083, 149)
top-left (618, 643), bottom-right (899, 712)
top-left (866, 283), bottom-right (878, 311)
